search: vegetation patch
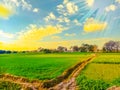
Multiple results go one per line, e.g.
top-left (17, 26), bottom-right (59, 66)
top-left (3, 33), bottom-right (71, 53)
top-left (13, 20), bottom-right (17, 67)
top-left (76, 53), bottom-right (120, 90)
top-left (0, 81), bottom-right (21, 90)
top-left (0, 53), bottom-right (89, 80)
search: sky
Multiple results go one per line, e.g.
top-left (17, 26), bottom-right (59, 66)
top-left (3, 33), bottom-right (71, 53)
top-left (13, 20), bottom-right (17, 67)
top-left (0, 0), bottom-right (120, 51)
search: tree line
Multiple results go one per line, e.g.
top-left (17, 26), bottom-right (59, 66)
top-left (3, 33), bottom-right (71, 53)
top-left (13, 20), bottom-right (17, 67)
top-left (0, 40), bottom-right (120, 54)
top-left (36, 40), bottom-right (120, 53)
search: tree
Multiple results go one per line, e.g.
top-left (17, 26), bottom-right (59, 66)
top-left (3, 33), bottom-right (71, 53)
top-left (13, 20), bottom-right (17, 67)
top-left (57, 46), bottom-right (67, 52)
top-left (0, 50), bottom-right (6, 54)
top-left (6, 51), bottom-right (12, 54)
top-left (42, 49), bottom-right (51, 53)
top-left (103, 41), bottom-right (120, 52)
top-left (37, 47), bottom-right (44, 52)
top-left (79, 44), bottom-right (98, 52)
top-left (89, 45), bottom-right (98, 52)
top-left (70, 46), bottom-right (79, 52)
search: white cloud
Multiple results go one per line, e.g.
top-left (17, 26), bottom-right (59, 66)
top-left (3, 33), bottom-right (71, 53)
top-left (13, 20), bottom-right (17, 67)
top-left (49, 12), bottom-right (56, 19)
top-left (57, 1), bottom-right (78, 16)
top-left (57, 6), bottom-right (68, 16)
top-left (66, 2), bottom-right (78, 14)
top-left (56, 16), bottom-right (70, 23)
top-left (44, 12), bottom-right (56, 22)
top-left (0, 30), bottom-right (14, 38)
top-left (57, 17), bottom-right (64, 22)
top-left (73, 19), bottom-right (82, 26)
top-left (44, 0), bottom-right (78, 28)
top-left (21, 0), bottom-right (32, 10)
top-left (65, 33), bottom-right (76, 36)
top-left (57, 4), bottom-right (64, 9)
top-left (86, 0), bottom-right (94, 7)
top-left (33, 8), bottom-right (39, 13)
top-left (64, 17), bottom-right (70, 23)
top-left (105, 4), bottom-right (116, 12)
top-left (1, 0), bottom-right (38, 15)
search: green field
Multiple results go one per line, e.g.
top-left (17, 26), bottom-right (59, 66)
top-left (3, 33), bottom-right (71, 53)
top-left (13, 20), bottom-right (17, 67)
top-left (0, 53), bottom-right (120, 89)
top-left (0, 53), bottom-right (90, 80)
top-left (76, 53), bottom-right (120, 90)
top-left (93, 53), bottom-right (120, 64)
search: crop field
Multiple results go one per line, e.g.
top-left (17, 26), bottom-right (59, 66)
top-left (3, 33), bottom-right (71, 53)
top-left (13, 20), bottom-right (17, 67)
top-left (93, 53), bottom-right (120, 64)
top-left (76, 53), bottom-right (120, 90)
top-left (0, 53), bottom-right (90, 80)
top-left (0, 53), bottom-right (120, 89)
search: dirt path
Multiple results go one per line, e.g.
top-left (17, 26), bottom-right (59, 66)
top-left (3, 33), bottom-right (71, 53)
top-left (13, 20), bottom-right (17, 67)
top-left (0, 74), bottom-right (43, 90)
top-left (0, 54), bottom-right (96, 90)
top-left (48, 54), bottom-right (96, 90)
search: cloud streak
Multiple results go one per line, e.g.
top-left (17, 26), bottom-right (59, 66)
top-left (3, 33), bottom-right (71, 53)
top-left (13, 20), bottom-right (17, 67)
top-left (105, 4), bottom-right (116, 12)
top-left (18, 25), bottom-right (63, 42)
top-left (65, 33), bottom-right (76, 37)
top-left (0, 30), bottom-right (14, 38)
top-left (84, 18), bottom-right (107, 32)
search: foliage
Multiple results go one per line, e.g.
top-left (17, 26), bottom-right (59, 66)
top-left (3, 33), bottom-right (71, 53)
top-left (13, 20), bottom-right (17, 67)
top-left (103, 40), bottom-right (120, 52)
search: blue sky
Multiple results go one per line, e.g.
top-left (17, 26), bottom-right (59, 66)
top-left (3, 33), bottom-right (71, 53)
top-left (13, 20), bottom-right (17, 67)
top-left (0, 0), bottom-right (120, 50)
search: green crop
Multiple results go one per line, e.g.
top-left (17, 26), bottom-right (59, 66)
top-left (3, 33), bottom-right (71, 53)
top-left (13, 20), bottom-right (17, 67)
top-left (76, 53), bottom-right (120, 90)
top-left (0, 53), bottom-right (89, 80)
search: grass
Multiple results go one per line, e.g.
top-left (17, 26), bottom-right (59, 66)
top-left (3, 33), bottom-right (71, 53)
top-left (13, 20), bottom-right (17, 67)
top-left (93, 53), bottom-right (120, 64)
top-left (0, 81), bottom-right (21, 90)
top-left (0, 53), bottom-right (90, 80)
top-left (80, 63), bottom-right (120, 81)
top-left (76, 53), bottom-right (120, 90)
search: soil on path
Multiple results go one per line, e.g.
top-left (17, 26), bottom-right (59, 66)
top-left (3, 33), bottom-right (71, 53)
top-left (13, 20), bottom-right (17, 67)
top-left (48, 54), bottom-right (96, 90)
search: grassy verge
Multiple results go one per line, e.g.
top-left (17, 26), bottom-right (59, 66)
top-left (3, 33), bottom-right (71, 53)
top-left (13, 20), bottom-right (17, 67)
top-left (0, 81), bottom-right (21, 90)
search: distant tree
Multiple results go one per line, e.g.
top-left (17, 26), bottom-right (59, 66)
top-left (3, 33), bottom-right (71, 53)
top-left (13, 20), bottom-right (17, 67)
top-left (0, 50), bottom-right (6, 54)
top-left (43, 49), bottom-right (51, 53)
top-left (79, 44), bottom-right (98, 52)
top-left (50, 49), bottom-right (59, 53)
top-left (103, 41), bottom-right (120, 52)
top-left (21, 51), bottom-right (26, 53)
top-left (70, 46), bottom-right (79, 52)
top-left (0, 50), bottom-right (12, 54)
top-left (89, 45), bottom-right (98, 52)
top-left (12, 51), bottom-right (18, 53)
top-left (79, 44), bottom-right (89, 52)
top-left (37, 47), bottom-right (44, 52)
top-left (6, 51), bottom-right (12, 54)
top-left (57, 46), bottom-right (67, 52)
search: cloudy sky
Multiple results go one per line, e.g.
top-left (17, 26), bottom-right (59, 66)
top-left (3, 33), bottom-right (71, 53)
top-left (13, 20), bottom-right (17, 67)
top-left (0, 0), bottom-right (120, 50)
